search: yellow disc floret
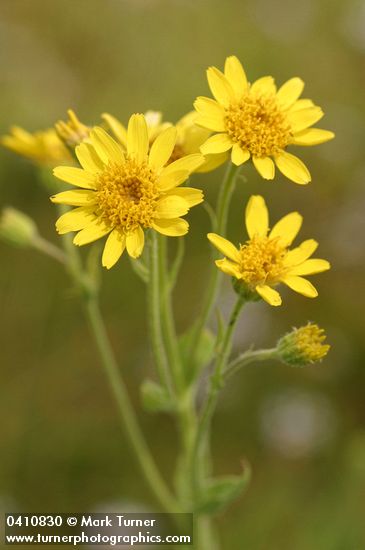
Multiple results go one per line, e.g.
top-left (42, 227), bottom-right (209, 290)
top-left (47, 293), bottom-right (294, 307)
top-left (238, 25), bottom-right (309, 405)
top-left (278, 323), bottom-right (330, 366)
top-left (237, 236), bottom-right (287, 288)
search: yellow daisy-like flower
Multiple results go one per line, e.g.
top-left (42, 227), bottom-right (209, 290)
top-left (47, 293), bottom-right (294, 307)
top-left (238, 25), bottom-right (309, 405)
top-left (207, 195), bottom-right (330, 306)
top-left (103, 110), bottom-right (225, 173)
top-left (194, 56), bottom-right (334, 184)
top-left (51, 114), bottom-right (205, 269)
top-left (55, 109), bottom-right (91, 147)
top-left (1, 126), bottom-right (71, 166)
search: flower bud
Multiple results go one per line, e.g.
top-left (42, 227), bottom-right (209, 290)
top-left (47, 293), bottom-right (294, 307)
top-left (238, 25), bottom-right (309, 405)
top-left (277, 323), bottom-right (330, 367)
top-left (0, 207), bottom-right (38, 248)
top-left (55, 109), bottom-right (90, 147)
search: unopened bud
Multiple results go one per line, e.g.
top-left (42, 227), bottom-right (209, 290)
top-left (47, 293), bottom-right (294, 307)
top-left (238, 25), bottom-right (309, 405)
top-left (0, 207), bottom-right (38, 248)
top-left (277, 323), bottom-right (330, 367)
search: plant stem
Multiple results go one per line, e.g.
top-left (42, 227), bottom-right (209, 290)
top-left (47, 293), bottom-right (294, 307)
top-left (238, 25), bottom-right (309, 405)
top-left (33, 235), bottom-right (67, 264)
top-left (188, 163), bottom-right (239, 358)
top-left (225, 348), bottom-right (278, 380)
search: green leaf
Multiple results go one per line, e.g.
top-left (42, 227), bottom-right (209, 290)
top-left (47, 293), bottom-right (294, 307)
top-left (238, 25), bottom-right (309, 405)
top-left (140, 380), bottom-right (175, 413)
top-left (195, 462), bottom-right (251, 515)
top-left (179, 327), bottom-right (216, 382)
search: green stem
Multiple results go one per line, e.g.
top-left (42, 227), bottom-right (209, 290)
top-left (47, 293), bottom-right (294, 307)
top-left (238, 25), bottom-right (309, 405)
top-left (188, 163), bottom-right (239, 358)
top-left (147, 231), bottom-right (173, 394)
top-left (33, 235), bottom-right (67, 264)
top-left (84, 297), bottom-right (179, 513)
top-left (225, 348), bottom-right (278, 380)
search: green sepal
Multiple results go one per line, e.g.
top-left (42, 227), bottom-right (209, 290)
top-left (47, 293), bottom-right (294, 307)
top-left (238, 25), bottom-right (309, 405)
top-left (195, 462), bottom-right (251, 515)
top-left (140, 379), bottom-right (175, 413)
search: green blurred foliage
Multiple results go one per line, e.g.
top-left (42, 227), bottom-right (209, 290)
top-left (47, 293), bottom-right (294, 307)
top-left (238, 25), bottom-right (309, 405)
top-left (0, 0), bottom-right (365, 548)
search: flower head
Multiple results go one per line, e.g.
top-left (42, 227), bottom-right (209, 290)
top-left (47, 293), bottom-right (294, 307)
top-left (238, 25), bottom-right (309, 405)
top-left (195, 56), bottom-right (334, 184)
top-left (55, 109), bottom-right (90, 147)
top-left (1, 126), bottom-right (71, 166)
top-left (277, 323), bottom-right (330, 366)
top-left (207, 195), bottom-right (330, 306)
top-left (51, 114), bottom-right (204, 269)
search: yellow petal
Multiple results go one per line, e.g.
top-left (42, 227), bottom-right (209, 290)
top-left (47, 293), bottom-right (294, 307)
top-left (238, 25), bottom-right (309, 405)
top-left (56, 206), bottom-right (96, 234)
top-left (224, 55), bottom-right (248, 99)
top-left (197, 152), bottom-right (229, 173)
top-left (245, 195), bottom-right (269, 238)
top-left (250, 76), bottom-right (276, 96)
top-left (215, 258), bottom-right (242, 279)
top-left (256, 285), bottom-right (282, 306)
top-left (276, 77), bottom-right (304, 109)
top-left (127, 114), bottom-right (149, 163)
top-left (152, 218), bottom-right (188, 236)
top-left (274, 152), bottom-right (311, 185)
top-left (75, 142), bottom-right (104, 173)
top-left (126, 226), bottom-right (145, 258)
top-left (283, 239), bottom-right (318, 266)
top-left (195, 115), bottom-right (227, 133)
top-left (288, 259), bottom-right (330, 276)
top-left (149, 126), bottom-right (177, 170)
top-left (194, 97), bottom-right (226, 132)
top-left (73, 219), bottom-right (111, 246)
top-left (159, 170), bottom-right (190, 191)
top-left (288, 107), bottom-right (324, 133)
top-left (51, 189), bottom-right (96, 206)
top-left (206, 67), bottom-right (235, 108)
top-left (270, 212), bottom-right (302, 246)
top-left (160, 153), bottom-right (205, 182)
top-left (231, 145), bottom-right (250, 166)
top-left (200, 133), bottom-right (233, 154)
top-left (102, 113), bottom-right (128, 147)
top-left (171, 187), bottom-right (204, 207)
top-left (281, 275), bottom-right (318, 297)
top-left (207, 233), bottom-right (241, 262)
top-left (102, 229), bottom-right (126, 269)
top-left (155, 196), bottom-right (190, 219)
top-left (252, 156), bottom-right (275, 180)
top-left (90, 127), bottom-right (124, 163)
top-left (291, 128), bottom-right (335, 146)
top-left (53, 166), bottom-right (97, 189)
top-left (289, 99), bottom-right (314, 112)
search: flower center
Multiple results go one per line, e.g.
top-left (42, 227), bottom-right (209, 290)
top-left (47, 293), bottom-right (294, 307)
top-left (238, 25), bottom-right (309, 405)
top-left (95, 158), bottom-right (160, 232)
top-left (293, 325), bottom-right (330, 362)
top-left (238, 236), bottom-right (287, 288)
top-left (225, 91), bottom-right (292, 157)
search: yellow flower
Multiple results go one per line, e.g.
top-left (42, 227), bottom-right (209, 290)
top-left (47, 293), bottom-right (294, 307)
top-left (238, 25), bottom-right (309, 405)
top-left (55, 109), bottom-right (90, 147)
top-left (194, 55), bottom-right (334, 184)
top-left (51, 114), bottom-right (205, 269)
top-left (277, 323), bottom-right (330, 366)
top-left (103, 110), bottom-right (225, 173)
top-left (1, 126), bottom-right (71, 166)
top-left (207, 195), bottom-right (330, 306)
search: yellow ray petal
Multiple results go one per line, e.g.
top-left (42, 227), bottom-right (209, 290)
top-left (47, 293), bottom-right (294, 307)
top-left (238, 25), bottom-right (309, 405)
top-left (200, 133), bottom-right (233, 154)
top-left (160, 153), bottom-right (205, 181)
top-left (75, 142), bottom-right (104, 173)
top-left (149, 126), bottom-right (177, 170)
top-left (245, 195), bottom-right (269, 238)
top-left (159, 170), bottom-right (190, 191)
top-left (283, 239), bottom-right (318, 266)
top-left (252, 156), bottom-right (275, 180)
top-left (207, 233), bottom-right (241, 262)
top-left (197, 152), bottom-right (229, 173)
top-left (250, 76), bottom-right (276, 96)
top-left (126, 226), bottom-right (145, 258)
top-left (288, 259), bottom-right (330, 276)
top-left (51, 189), bottom-right (96, 206)
top-left (270, 212), bottom-right (302, 246)
top-left (55, 206), bottom-right (96, 234)
top-left (224, 55), bottom-right (248, 99)
top-left (152, 218), bottom-right (188, 236)
top-left (73, 219), bottom-right (111, 246)
top-left (256, 285), bottom-right (282, 306)
top-left (215, 258), bottom-right (242, 279)
top-left (90, 127), bottom-right (124, 164)
top-left (288, 107), bottom-right (324, 133)
top-left (231, 145), bottom-right (250, 166)
top-left (274, 152), bottom-right (311, 185)
top-left (154, 196), bottom-right (190, 219)
top-left (102, 229), bottom-right (126, 269)
top-left (289, 99), bottom-right (314, 112)
top-left (53, 166), bottom-right (97, 189)
top-left (102, 113), bottom-right (128, 146)
top-left (276, 77), bottom-right (304, 109)
top-left (194, 97), bottom-right (226, 132)
top-left (170, 187), bottom-right (204, 207)
top-left (127, 114), bottom-right (149, 163)
top-left (206, 67), bottom-right (235, 108)
top-left (281, 275), bottom-right (318, 297)
top-left (195, 115), bottom-right (227, 133)
top-left (291, 128), bottom-right (335, 146)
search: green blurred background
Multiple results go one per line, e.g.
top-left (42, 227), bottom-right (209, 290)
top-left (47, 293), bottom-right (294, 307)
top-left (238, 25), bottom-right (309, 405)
top-left (1, 0), bottom-right (365, 548)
